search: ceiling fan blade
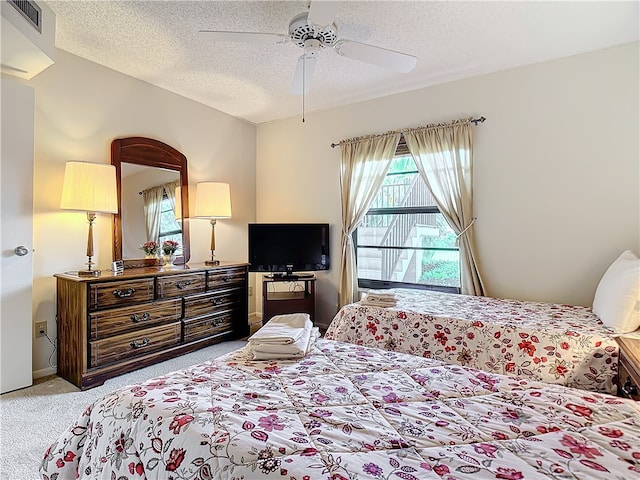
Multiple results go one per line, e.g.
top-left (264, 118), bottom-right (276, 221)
top-left (334, 40), bottom-right (417, 73)
top-left (291, 54), bottom-right (317, 95)
top-left (198, 30), bottom-right (288, 45)
top-left (308, 0), bottom-right (340, 28)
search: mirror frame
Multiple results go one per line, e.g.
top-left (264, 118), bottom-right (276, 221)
top-left (111, 137), bottom-right (190, 265)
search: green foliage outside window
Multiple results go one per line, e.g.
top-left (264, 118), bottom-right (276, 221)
top-left (420, 215), bottom-right (459, 287)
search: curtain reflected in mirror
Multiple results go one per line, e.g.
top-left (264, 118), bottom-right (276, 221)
top-left (121, 164), bottom-right (181, 258)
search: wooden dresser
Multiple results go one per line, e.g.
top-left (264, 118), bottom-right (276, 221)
top-left (55, 262), bottom-right (248, 389)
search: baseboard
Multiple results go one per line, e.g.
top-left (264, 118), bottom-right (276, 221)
top-left (33, 366), bottom-right (56, 379)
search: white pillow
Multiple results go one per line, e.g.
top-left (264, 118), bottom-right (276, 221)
top-left (592, 250), bottom-right (640, 333)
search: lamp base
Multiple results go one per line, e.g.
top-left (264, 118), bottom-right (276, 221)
top-left (78, 269), bottom-right (101, 277)
top-left (204, 259), bottom-right (220, 266)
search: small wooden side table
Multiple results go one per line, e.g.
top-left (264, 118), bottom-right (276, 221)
top-left (616, 336), bottom-right (640, 401)
top-left (262, 276), bottom-right (316, 325)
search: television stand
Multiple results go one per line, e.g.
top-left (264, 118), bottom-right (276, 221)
top-left (266, 273), bottom-right (315, 281)
top-left (294, 273), bottom-right (315, 279)
top-left (262, 276), bottom-right (316, 325)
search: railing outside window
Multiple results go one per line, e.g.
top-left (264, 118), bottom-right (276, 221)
top-left (356, 156), bottom-right (460, 292)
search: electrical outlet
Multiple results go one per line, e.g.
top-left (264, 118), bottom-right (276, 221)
top-left (248, 286), bottom-right (254, 297)
top-left (35, 321), bottom-right (47, 338)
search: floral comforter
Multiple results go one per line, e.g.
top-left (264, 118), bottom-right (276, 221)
top-left (41, 340), bottom-right (640, 480)
top-left (325, 289), bottom-right (619, 394)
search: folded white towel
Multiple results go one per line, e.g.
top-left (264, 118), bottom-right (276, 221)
top-left (366, 289), bottom-right (396, 299)
top-left (249, 327), bottom-right (320, 360)
top-left (362, 290), bottom-right (396, 302)
top-left (248, 313), bottom-right (312, 345)
top-left (361, 299), bottom-right (397, 308)
top-left (363, 296), bottom-right (397, 303)
top-left (361, 290), bottom-right (397, 307)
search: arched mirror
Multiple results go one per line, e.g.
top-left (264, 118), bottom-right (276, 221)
top-left (111, 137), bottom-right (190, 265)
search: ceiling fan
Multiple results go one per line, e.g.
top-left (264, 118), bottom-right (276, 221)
top-left (198, 1), bottom-right (418, 96)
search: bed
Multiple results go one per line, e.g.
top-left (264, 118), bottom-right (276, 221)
top-left (41, 339), bottom-right (640, 479)
top-left (325, 289), bottom-right (620, 394)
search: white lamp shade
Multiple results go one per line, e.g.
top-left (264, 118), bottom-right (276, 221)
top-left (194, 182), bottom-right (232, 219)
top-left (60, 161), bottom-right (118, 213)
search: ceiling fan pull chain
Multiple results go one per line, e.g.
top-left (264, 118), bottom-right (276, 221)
top-left (302, 54), bottom-right (306, 123)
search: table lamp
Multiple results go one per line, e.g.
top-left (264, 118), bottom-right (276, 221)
top-left (60, 161), bottom-right (118, 276)
top-left (194, 182), bottom-right (231, 265)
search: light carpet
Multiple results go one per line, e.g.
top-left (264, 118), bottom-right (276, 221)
top-left (0, 340), bottom-right (246, 480)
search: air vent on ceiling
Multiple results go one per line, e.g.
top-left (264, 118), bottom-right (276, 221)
top-left (1, 0), bottom-right (55, 79)
top-left (8, 0), bottom-right (41, 33)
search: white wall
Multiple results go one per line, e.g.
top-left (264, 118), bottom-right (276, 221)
top-left (257, 42), bottom-right (640, 328)
top-left (25, 50), bottom-right (256, 376)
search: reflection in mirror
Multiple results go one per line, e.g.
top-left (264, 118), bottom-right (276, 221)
top-left (111, 137), bottom-right (190, 266)
top-left (120, 164), bottom-right (181, 258)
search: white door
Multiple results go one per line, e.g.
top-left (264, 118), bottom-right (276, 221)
top-left (1, 78), bottom-right (34, 393)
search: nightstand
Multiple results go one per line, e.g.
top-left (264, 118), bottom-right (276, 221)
top-left (262, 276), bottom-right (316, 325)
top-left (616, 336), bottom-right (640, 401)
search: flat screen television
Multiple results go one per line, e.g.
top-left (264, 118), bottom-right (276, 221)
top-left (248, 223), bottom-right (330, 276)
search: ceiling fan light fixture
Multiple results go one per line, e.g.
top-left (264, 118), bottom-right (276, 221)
top-left (289, 12), bottom-right (337, 48)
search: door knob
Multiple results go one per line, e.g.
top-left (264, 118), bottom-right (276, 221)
top-left (14, 246), bottom-right (29, 256)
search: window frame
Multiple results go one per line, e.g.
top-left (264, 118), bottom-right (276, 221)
top-left (355, 148), bottom-right (461, 294)
top-left (157, 190), bottom-right (182, 248)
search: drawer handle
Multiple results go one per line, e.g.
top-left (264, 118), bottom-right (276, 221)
top-left (210, 318), bottom-right (224, 327)
top-left (622, 376), bottom-right (638, 397)
top-left (210, 298), bottom-right (224, 306)
top-left (130, 312), bottom-right (150, 323)
top-left (130, 338), bottom-right (150, 349)
top-left (223, 276), bottom-right (231, 282)
top-left (175, 280), bottom-right (192, 289)
top-left (113, 288), bottom-right (136, 298)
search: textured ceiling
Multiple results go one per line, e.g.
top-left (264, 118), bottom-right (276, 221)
top-left (45, 1), bottom-right (639, 124)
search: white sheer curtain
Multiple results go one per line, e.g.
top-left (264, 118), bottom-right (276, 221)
top-left (338, 132), bottom-right (401, 307)
top-left (142, 185), bottom-right (164, 245)
top-left (403, 118), bottom-right (485, 296)
top-left (163, 181), bottom-right (179, 214)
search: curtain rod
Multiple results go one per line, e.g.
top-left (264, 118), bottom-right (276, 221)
top-left (139, 180), bottom-right (179, 195)
top-left (329, 116), bottom-right (486, 148)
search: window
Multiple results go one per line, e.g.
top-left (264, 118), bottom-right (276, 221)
top-left (355, 142), bottom-right (460, 293)
top-left (157, 190), bottom-right (182, 255)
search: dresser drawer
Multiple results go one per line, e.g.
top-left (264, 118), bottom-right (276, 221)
top-left (184, 288), bottom-right (243, 319)
top-left (89, 322), bottom-right (181, 368)
top-left (89, 298), bottom-right (182, 340)
top-left (89, 278), bottom-right (155, 310)
top-left (183, 310), bottom-right (234, 343)
top-left (208, 267), bottom-right (247, 290)
top-left (157, 272), bottom-right (206, 299)
top-left (56, 263), bottom-right (248, 389)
